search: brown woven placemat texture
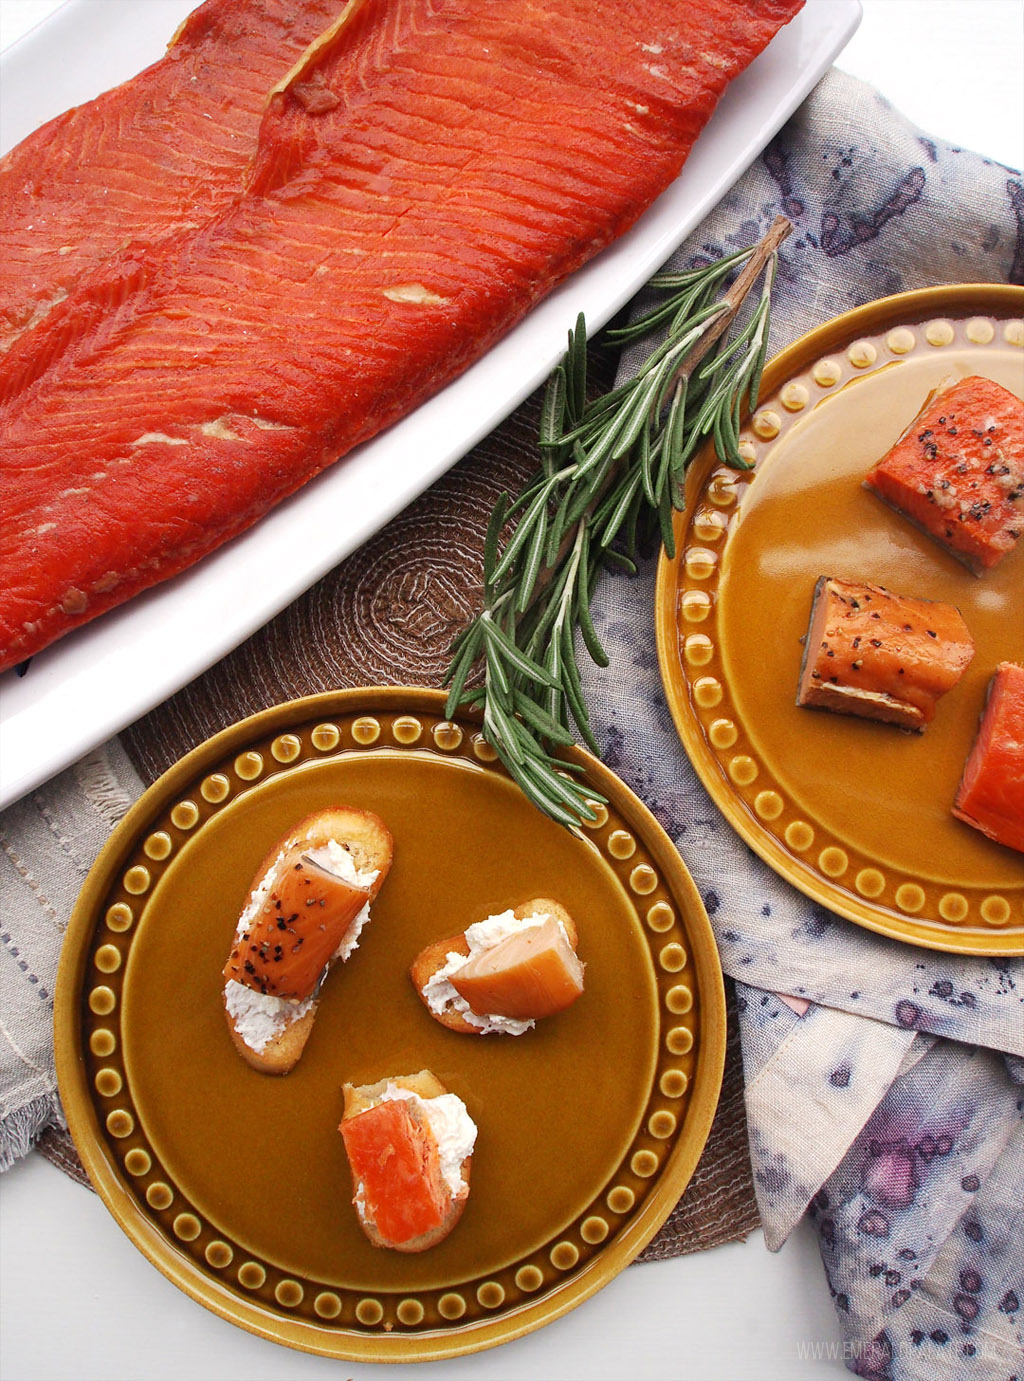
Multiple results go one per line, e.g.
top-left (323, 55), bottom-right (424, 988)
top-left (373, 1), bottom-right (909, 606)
top-left (42, 344), bottom-right (760, 1258)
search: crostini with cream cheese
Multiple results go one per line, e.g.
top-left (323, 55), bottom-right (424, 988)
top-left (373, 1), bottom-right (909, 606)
top-left (410, 898), bottom-right (584, 1035)
top-left (222, 806), bottom-right (393, 1074)
top-left (339, 1070), bottom-right (476, 1252)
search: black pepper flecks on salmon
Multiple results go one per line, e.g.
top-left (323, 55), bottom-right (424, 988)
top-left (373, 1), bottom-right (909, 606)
top-left (953, 661), bottom-right (1024, 853)
top-left (0, 0), bottom-right (804, 673)
top-left (223, 844), bottom-right (371, 1000)
top-left (864, 376), bottom-right (1024, 576)
top-left (796, 577), bottom-right (975, 732)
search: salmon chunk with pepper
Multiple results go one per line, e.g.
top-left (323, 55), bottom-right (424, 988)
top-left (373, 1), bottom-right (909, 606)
top-left (953, 661), bottom-right (1024, 853)
top-left (796, 577), bottom-right (975, 731)
top-left (222, 844), bottom-right (373, 1001)
top-left (864, 376), bottom-right (1024, 574)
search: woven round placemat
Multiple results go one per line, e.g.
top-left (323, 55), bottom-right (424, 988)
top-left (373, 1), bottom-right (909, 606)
top-left (44, 346), bottom-right (759, 1259)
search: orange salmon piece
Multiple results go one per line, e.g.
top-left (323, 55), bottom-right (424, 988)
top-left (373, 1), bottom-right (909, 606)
top-left (796, 577), bottom-right (975, 731)
top-left (953, 661), bottom-right (1024, 853)
top-left (340, 1100), bottom-right (449, 1247)
top-left (864, 376), bottom-right (1024, 575)
top-left (449, 916), bottom-right (584, 1020)
top-left (223, 845), bottom-right (370, 1000)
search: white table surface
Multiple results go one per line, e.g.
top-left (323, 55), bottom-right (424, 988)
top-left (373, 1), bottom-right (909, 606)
top-left (1, 3), bottom-right (1021, 1380)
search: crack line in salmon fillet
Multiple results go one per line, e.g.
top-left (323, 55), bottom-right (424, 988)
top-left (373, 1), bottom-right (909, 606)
top-left (0, 0), bottom-right (346, 355)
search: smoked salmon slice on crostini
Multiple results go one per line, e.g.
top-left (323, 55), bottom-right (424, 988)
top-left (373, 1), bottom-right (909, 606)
top-left (410, 899), bottom-right (584, 1035)
top-left (339, 1070), bottom-right (476, 1252)
top-left (222, 806), bottom-right (393, 1074)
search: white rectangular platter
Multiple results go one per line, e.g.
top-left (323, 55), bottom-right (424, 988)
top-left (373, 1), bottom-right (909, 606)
top-left (0, 0), bottom-right (861, 807)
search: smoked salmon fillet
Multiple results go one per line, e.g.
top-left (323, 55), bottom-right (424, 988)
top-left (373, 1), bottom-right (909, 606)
top-left (0, 0), bottom-right (803, 672)
top-left (796, 577), bottom-right (975, 731)
top-left (953, 662), bottom-right (1024, 854)
top-left (0, 0), bottom-right (343, 362)
top-left (864, 376), bottom-right (1024, 575)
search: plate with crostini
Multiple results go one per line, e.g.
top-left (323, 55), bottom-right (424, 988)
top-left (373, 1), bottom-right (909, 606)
top-left (656, 284), bottom-right (1024, 957)
top-left (55, 687), bottom-right (725, 1361)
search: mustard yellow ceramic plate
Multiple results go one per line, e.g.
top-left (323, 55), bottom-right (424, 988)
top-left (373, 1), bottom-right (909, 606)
top-left (55, 688), bottom-right (724, 1361)
top-left (656, 285), bottom-right (1024, 957)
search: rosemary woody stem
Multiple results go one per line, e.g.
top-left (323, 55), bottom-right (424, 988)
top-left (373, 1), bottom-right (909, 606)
top-left (669, 214), bottom-right (791, 390)
top-left (444, 217), bottom-right (792, 827)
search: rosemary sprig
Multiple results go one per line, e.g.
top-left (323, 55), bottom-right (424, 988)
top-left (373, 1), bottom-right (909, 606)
top-left (445, 217), bottom-right (792, 826)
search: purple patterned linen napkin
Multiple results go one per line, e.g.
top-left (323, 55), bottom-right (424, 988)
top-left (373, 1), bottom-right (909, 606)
top-left (598, 66), bottom-right (1023, 1381)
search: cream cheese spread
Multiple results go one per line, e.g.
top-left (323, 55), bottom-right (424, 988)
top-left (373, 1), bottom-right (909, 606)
top-left (306, 837), bottom-right (379, 893)
top-left (379, 1083), bottom-right (477, 1198)
top-left (305, 840), bottom-right (378, 961)
top-left (353, 1179), bottom-right (369, 1225)
top-left (421, 908), bottom-right (561, 1036)
top-left (223, 979), bottom-right (316, 1053)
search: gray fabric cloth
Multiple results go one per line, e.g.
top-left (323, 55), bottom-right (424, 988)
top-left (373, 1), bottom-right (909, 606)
top-left (593, 66), bottom-right (1023, 1379)
top-left (0, 740), bottom-right (142, 1169)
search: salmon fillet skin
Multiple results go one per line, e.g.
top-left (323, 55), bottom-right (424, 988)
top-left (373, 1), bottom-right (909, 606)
top-left (0, 0), bottom-right (804, 672)
top-left (0, 0), bottom-right (343, 363)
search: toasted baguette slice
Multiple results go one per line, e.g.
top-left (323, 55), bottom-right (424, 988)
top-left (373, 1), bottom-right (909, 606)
top-left (340, 1070), bottom-right (475, 1252)
top-left (223, 806), bottom-right (393, 1075)
top-left (410, 898), bottom-right (581, 1035)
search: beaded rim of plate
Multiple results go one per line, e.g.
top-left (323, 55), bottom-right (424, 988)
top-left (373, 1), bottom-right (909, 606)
top-left (664, 300), bottom-right (1023, 952)
top-left (66, 691), bottom-right (722, 1358)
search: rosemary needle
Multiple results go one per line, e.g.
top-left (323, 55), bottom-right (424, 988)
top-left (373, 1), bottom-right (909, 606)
top-left (444, 218), bottom-right (792, 827)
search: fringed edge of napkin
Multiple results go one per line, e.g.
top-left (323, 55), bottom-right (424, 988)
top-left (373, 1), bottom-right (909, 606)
top-left (0, 1090), bottom-right (61, 1173)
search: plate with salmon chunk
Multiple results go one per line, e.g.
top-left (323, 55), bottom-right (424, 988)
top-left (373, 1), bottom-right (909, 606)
top-left (55, 688), bottom-right (725, 1360)
top-left (657, 285), bottom-right (1024, 956)
top-left (0, 0), bottom-right (862, 810)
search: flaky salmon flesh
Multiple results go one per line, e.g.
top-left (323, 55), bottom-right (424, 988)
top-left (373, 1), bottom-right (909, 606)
top-left (340, 1099), bottom-right (452, 1248)
top-left (0, 0), bottom-right (804, 672)
top-left (796, 577), bottom-right (975, 732)
top-left (864, 376), bottom-right (1024, 576)
top-left (0, 0), bottom-right (341, 367)
top-left (953, 662), bottom-right (1024, 854)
